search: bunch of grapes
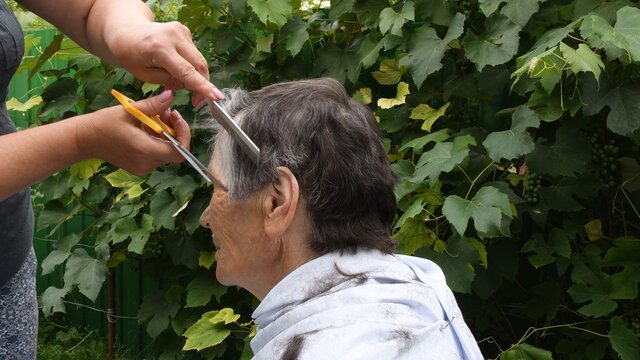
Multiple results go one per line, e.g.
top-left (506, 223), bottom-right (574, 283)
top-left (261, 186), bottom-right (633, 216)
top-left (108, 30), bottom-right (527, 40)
top-left (525, 172), bottom-right (541, 204)
top-left (145, 237), bottom-right (164, 257)
top-left (590, 132), bottom-right (620, 190)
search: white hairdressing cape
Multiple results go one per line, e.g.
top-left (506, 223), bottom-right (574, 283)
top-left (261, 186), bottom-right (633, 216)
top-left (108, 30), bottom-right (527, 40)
top-left (250, 249), bottom-right (484, 359)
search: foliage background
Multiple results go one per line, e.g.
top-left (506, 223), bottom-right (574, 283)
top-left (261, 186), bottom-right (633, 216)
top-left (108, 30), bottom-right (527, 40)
top-left (7, 0), bottom-right (640, 359)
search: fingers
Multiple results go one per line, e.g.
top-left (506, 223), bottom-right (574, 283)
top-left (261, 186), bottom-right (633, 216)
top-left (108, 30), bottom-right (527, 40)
top-left (133, 90), bottom-right (174, 124)
top-left (168, 110), bottom-right (191, 150)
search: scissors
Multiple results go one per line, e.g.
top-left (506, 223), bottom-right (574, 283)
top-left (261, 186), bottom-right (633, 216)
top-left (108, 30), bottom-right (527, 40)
top-left (111, 89), bottom-right (214, 183)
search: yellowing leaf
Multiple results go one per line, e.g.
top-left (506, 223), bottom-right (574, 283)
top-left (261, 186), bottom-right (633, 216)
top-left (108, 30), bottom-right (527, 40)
top-left (372, 59), bottom-right (405, 85)
top-left (377, 82), bottom-right (410, 109)
top-left (584, 219), bottom-right (603, 242)
top-left (6, 96), bottom-right (42, 112)
top-left (70, 158), bottom-right (104, 181)
top-left (352, 87), bottom-right (372, 105)
top-left (410, 102), bottom-right (451, 132)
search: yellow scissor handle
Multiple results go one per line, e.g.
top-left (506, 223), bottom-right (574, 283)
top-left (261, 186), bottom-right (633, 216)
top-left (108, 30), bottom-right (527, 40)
top-left (111, 89), bottom-right (176, 137)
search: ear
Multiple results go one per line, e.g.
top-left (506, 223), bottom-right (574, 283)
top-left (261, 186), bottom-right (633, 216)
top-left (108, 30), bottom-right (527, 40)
top-left (263, 166), bottom-right (299, 238)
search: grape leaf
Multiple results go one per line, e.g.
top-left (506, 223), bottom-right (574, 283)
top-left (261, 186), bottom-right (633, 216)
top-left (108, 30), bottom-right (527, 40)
top-left (247, 0), bottom-right (291, 27)
top-left (483, 106), bottom-right (540, 161)
top-left (377, 82), bottom-right (410, 109)
top-left (559, 43), bottom-right (604, 80)
top-left (463, 14), bottom-right (520, 71)
top-left (6, 95), bottom-right (42, 112)
top-left (41, 286), bottom-right (71, 317)
top-left (501, 343), bottom-right (553, 360)
top-left (183, 309), bottom-right (239, 351)
top-left (603, 240), bottom-right (640, 300)
top-left (379, 2), bottom-right (414, 36)
top-left (411, 135), bottom-right (475, 187)
top-left (522, 228), bottom-right (571, 269)
top-left (399, 13), bottom-right (464, 88)
top-left (317, 43), bottom-right (360, 83)
top-left (609, 316), bottom-right (640, 360)
top-left (442, 186), bottom-right (512, 238)
top-left (150, 190), bottom-right (179, 230)
top-left (525, 125), bottom-right (590, 176)
top-left (41, 234), bottom-right (80, 275)
top-left (64, 249), bottom-right (108, 301)
top-left (138, 286), bottom-right (183, 338)
top-left (501, 0), bottom-right (542, 27)
top-left (372, 59), bottom-right (405, 85)
top-left (415, 235), bottom-right (481, 293)
top-left (186, 273), bottom-right (227, 308)
top-left (282, 17), bottom-right (309, 57)
top-left (393, 217), bottom-right (438, 255)
top-left (613, 6), bottom-right (640, 62)
top-left (410, 102), bottom-right (451, 132)
top-left (479, 0), bottom-right (505, 16)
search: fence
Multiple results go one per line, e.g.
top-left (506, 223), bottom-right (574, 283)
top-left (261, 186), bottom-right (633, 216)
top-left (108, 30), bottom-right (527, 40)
top-left (9, 29), bottom-right (155, 358)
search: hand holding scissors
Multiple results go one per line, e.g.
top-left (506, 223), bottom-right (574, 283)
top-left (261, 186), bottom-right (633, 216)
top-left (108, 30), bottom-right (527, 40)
top-left (111, 89), bottom-right (214, 182)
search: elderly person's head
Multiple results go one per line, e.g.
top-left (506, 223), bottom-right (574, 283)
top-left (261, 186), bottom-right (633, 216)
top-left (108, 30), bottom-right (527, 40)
top-left (199, 78), bottom-right (396, 299)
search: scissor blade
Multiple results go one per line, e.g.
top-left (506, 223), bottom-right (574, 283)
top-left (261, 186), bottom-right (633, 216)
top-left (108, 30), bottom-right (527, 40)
top-left (206, 99), bottom-right (260, 163)
top-left (162, 132), bottom-right (213, 183)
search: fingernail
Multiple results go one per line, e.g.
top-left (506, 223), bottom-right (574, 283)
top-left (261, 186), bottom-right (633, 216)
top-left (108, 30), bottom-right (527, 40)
top-left (212, 87), bottom-right (225, 100)
top-left (195, 99), bottom-right (206, 110)
top-left (159, 90), bottom-right (173, 103)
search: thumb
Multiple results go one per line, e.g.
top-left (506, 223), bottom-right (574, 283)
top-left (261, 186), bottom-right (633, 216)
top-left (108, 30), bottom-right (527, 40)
top-left (134, 90), bottom-right (174, 118)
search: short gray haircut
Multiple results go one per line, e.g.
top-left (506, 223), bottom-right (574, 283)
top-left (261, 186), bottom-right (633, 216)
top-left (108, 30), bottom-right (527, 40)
top-left (208, 78), bottom-right (397, 254)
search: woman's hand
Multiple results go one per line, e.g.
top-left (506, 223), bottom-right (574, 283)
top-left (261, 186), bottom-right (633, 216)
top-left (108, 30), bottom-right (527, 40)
top-left (75, 90), bottom-right (191, 176)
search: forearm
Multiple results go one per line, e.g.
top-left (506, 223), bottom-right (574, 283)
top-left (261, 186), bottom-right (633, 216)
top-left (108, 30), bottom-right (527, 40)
top-left (15, 0), bottom-right (154, 66)
top-left (0, 117), bottom-right (85, 201)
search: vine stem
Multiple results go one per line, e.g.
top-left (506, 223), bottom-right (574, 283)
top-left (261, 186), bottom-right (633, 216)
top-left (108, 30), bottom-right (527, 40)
top-left (464, 162), bottom-right (496, 200)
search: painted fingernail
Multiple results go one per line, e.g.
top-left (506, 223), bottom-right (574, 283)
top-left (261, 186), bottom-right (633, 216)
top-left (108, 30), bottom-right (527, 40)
top-left (159, 90), bottom-right (173, 103)
top-left (195, 99), bottom-right (206, 110)
top-left (212, 87), bottom-right (225, 100)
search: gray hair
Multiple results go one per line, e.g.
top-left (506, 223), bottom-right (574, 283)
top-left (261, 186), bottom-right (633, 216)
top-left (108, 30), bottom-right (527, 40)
top-left (208, 78), bottom-right (397, 254)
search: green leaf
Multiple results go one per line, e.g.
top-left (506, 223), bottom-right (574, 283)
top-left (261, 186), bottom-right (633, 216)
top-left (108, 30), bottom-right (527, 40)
top-left (463, 14), bottom-right (520, 71)
top-left (39, 77), bottom-right (80, 116)
top-left (379, 2), bottom-right (414, 36)
top-left (415, 235), bottom-right (481, 293)
top-left (442, 186), bottom-right (512, 238)
top-left (329, 0), bottom-right (356, 20)
top-left (525, 125), bottom-right (590, 176)
top-left (255, 34), bottom-right (273, 53)
top-left (501, 0), bottom-right (542, 27)
top-left (41, 234), bottom-right (81, 275)
top-left (399, 128), bottom-right (450, 153)
top-left (501, 343), bottom-right (553, 360)
top-left (479, 0), bottom-right (505, 16)
top-left (186, 273), bottom-right (227, 308)
top-left (483, 106), bottom-right (540, 161)
top-left (248, 0), bottom-right (292, 27)
top-left (559, 43), bottom-right (604, 80)
top-left (393, 217), bottom-right (437, 255)
top-left (316, 43), bottom-right (360, 83)
top-left (138, 287), bottom-right (183, 338)
top-left (199, 251), bottom-right (216, 270)
top-left (603, 240), bottom-right (640, 300)
top-left (357, 34), bottom-right (383, 69)
top-left (283, 16), bottom-right (309, 57)
top-left (568, 251), bottom-right (617, 317)
top-left (178, 0), bottom-right (222, 34)
top-left (64, 249), bottom-right (108, 301)
top-left (399, 13), bottom-right (464, 88)
top-left (29, 33), bottom-right (63, 79)
top-left (412, 135), bottom-right (475, 187)
top-left (522, 228), bottom-right (571, 269)
top-left (609, 316), bottom-right (640, 360)
top-left (619, 157), bottom-right (640, 192)
top-left (150, 190), bottom-right (179, 230)
top-left (183, 309), bottom-right (239, 351)
top-left (613, 6), bottom-right (640, 62)
top-left (580, 14), bottom-right (627, 61)
top-left (41, 286), bottom-right (70, 317)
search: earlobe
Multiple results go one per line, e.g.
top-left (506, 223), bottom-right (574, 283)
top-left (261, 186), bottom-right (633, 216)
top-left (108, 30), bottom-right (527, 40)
top-left (264, 167), bottom-right (299, 238)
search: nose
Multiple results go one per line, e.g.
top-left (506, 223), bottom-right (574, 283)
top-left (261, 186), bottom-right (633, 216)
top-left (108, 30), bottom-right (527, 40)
top-left (200, 205), bottom-right (211, 228)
